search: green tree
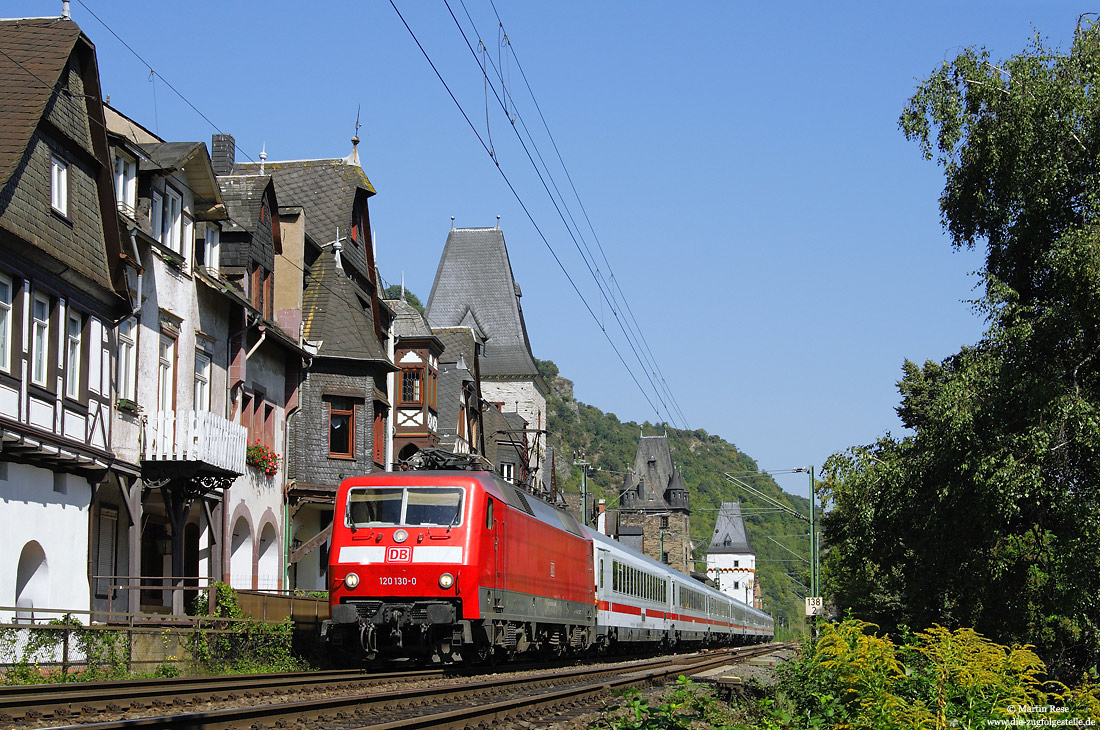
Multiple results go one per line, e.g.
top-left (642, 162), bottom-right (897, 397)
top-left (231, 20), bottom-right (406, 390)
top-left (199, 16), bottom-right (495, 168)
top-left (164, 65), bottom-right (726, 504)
top-left (821, 17), bottom-right (1100, 678)
top-left (383, 284), bottom-right (424, 314)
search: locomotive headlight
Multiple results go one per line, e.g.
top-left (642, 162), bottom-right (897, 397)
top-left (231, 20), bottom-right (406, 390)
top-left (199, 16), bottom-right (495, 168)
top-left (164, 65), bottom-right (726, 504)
top-left (344, 572), bottom-right (360, 589)
top-left (438, 572), bottom-right (455, 589)
top-left (393, 529), bottom-right (409, 543)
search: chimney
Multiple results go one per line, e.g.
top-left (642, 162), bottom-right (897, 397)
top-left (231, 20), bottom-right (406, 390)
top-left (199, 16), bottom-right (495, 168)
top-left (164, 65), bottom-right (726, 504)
top-left (61, 1), bottom-right (70, 19)
top-left (211, 134), bottom-right (235, 176)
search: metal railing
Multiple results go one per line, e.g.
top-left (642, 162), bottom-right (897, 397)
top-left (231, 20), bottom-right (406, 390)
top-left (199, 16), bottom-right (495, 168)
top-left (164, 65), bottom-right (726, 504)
top-left (143, 410), bottom-right (247, 474)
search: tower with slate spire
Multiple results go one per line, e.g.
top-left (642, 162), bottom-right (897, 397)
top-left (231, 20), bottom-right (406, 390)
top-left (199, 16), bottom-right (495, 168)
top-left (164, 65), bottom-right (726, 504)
top-left (706, 502), bottom-right (757, 606)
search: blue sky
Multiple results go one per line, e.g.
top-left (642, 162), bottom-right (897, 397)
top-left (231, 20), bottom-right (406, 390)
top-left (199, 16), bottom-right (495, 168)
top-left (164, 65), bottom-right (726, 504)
top-left (8, 1), bottom-right (1087, 500)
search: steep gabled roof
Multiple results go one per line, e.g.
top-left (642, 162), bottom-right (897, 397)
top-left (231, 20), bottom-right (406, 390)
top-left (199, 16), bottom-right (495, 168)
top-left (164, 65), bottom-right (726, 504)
top-left (387, 298), bottom-right (435, 340)
top-left (0, 16), bottom-right (126, 314)
top-left (0, 17), bottom-right (82, 184)
top-left (425, 227), bottom-right (539, 377)
top-left (235, 156), bottom-right (375, 278)
top-left (301, 249), bottom-right (391, 364)
top-left (708, 502), bottom-right (754, 555)
top-left (218, 174), bottom-right (271, 234)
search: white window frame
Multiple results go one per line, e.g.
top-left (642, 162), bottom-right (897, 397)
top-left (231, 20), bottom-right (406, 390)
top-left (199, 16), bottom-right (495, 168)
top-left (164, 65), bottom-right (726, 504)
top-left (116, 317), bottom-right (136, 401)
top-left (113, 153), bottom-right (136, 215)
top-left (65, 310), bottom-right (81, 399)
top-left (194, 351), bottom-right (210, 412)
top-left (164, 187), bottom-right (182, 253)
top-left (150, 190), bottom-right (163, 244)
top-left (50, 155), bottom-right (68, 216)
top-left (182, 212), bottom-right (193, 269)
top-left (31, 293), bottom-right (50, 387)
top-left (158, 334), bottom-right (175, 413)
top-left (501, 463), bottom-right (515, 484)
top-left (200, 222), bottom-right (220, 272)
top-left (0, 273), bottom-right (11, 373)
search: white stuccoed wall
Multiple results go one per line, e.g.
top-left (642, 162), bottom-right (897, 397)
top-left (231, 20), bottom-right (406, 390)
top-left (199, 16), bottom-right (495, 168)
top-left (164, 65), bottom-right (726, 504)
top-left (1, 463), bottom-right (92, 622)
top-left (706, 551), bottom-right (756, 607)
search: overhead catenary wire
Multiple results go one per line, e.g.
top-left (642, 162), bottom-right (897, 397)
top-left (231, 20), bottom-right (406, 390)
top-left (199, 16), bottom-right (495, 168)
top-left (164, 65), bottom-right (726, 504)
top-left (442, 0), bottom-right (686, 429)
top-left (483, 0), bottom-right (690, 429)
top-left (388, 0), bottom-right (671, 425)
top-left (455, 0), bottom-right (688, 429)
top-left (74, 0), bottom-right (257, 164)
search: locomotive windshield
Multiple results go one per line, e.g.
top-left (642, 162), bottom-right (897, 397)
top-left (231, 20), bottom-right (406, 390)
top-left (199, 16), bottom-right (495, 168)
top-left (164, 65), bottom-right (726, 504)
top-left (346, 486), bottom-right (464, 528)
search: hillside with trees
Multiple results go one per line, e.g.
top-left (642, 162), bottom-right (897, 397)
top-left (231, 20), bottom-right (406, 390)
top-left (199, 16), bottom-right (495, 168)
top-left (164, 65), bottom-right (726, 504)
top-left (538, 359), bottom-right (813, 635)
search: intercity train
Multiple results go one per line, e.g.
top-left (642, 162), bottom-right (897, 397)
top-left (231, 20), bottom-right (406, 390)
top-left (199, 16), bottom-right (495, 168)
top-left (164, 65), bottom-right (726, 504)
top-left (321, 470), bottom-right (773, 663)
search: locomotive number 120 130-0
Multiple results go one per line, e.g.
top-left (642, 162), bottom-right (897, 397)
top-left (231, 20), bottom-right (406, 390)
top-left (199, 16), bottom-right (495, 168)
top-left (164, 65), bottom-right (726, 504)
top-left (380, 576), bottom-right (416, 586)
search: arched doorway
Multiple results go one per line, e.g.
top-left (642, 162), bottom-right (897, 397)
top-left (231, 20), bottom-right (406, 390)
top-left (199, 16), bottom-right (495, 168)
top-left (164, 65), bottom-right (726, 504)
top-left (398, 443), bottom-right (419, 463)
top-left (16, 542), bottom-right (48, 622)
top-left (257, 523), bottom-right (279, 591)
top-left (229, 517), bottom-right (253, 590)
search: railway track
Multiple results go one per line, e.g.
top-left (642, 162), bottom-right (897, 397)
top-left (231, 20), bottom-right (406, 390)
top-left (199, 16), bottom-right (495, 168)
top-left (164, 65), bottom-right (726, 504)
top-left (21, 642), bottom-right (789, 730)
top-left (0, 667), bottom-right (444, 726)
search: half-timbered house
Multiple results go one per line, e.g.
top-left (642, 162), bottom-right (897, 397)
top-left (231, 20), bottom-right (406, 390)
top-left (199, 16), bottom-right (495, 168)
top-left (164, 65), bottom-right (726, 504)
top-left (0, 15), bottom-right (128, 620)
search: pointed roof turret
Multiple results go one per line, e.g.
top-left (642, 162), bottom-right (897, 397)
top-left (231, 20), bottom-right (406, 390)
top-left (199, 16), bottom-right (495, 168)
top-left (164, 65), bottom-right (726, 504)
top-left (708, 502), bottom-right (754, 554)
top-left (425, 227), bottom-right (539, 378)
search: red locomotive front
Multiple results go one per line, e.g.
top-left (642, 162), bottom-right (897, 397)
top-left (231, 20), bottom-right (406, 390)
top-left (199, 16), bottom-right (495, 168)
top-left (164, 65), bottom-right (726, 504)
top-left (323, 469), bottom-right (597, 664)
top-left (323, 472), bottom-right (488, 662)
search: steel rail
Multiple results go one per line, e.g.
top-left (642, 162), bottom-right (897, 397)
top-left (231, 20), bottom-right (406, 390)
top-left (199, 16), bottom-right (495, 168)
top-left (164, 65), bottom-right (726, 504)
top-left (31, 643), bottom-right (788, 730)
top-left (2, 667), bottom-right (443, 723)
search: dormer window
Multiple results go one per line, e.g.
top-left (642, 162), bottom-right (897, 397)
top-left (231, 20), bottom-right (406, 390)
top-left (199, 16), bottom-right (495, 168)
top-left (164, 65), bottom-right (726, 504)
top-left (113, 153), bottom-right (137, 215)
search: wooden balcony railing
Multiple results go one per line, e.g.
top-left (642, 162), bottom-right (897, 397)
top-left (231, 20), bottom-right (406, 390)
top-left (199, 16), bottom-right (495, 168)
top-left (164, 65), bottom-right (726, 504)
top-left (143, 410), bottom-right (247, 475)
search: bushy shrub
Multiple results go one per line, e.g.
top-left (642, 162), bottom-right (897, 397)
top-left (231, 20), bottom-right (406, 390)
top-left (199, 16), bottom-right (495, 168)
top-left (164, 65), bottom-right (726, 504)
top-left (769, 618), bottom-right (1100, 728)
top-left (188, 583), bottom-right (305, 673)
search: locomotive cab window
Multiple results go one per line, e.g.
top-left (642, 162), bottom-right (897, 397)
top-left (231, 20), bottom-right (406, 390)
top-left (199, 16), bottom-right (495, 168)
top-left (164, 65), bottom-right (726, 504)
top-left (346, 486), bottom-right (464, 528)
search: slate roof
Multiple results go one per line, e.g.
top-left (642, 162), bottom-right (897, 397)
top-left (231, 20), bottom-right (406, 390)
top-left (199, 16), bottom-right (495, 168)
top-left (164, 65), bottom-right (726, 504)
top-left (387, 298), bottom-right (435, 340)
top-left (218, 174), bottom-right (270, 233)
top-left (235, 156), bottom-right (375, 279)
top-left (140, 141), bottom-right (204, 172)
top-left (141, 141), bottom-right (223, 212)
top-left (0, 17), bottom-right (82, 185)
top-left (425, 227), bottom-right (539, 377)
top-left (0, 16), bottom-right (125, 313)
top-left (433, 327), bottom-right (479, 451)
top-left (708, 502), bottom-right (754, 554)
top-left (301, 249), bottom-right (391, 364)
top-left (631, 436), bottom-right (676, 504)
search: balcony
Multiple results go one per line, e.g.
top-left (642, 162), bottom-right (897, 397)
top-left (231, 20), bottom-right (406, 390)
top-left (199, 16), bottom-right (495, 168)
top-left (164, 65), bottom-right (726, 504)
top-left (142, 410), bottom-right (247, 478)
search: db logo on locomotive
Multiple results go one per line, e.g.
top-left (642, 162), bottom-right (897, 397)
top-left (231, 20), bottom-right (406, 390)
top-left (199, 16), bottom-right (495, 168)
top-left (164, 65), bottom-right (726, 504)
top-left (385, 546), bottom-right (412, 563)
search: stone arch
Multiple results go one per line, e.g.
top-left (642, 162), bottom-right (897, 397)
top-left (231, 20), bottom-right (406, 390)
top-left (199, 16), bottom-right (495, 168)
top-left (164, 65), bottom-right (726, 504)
top-left (256, 520), bottom-right (279, 591)
top-left (16, 541), bottom-right (49, 622)
top-left (229, 514), bottom-right (254, 591)
top-left (398, 443), bottom-right (419, 463)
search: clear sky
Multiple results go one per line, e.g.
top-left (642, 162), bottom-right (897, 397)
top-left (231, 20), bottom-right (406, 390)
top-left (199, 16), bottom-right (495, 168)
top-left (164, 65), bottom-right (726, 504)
top-left (7, 1), bottom-right (1087, 500)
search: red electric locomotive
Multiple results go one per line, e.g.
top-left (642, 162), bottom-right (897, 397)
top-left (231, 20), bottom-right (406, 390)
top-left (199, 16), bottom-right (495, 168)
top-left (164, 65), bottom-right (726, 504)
top-left (322, 471), bottom-right (594, 663)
